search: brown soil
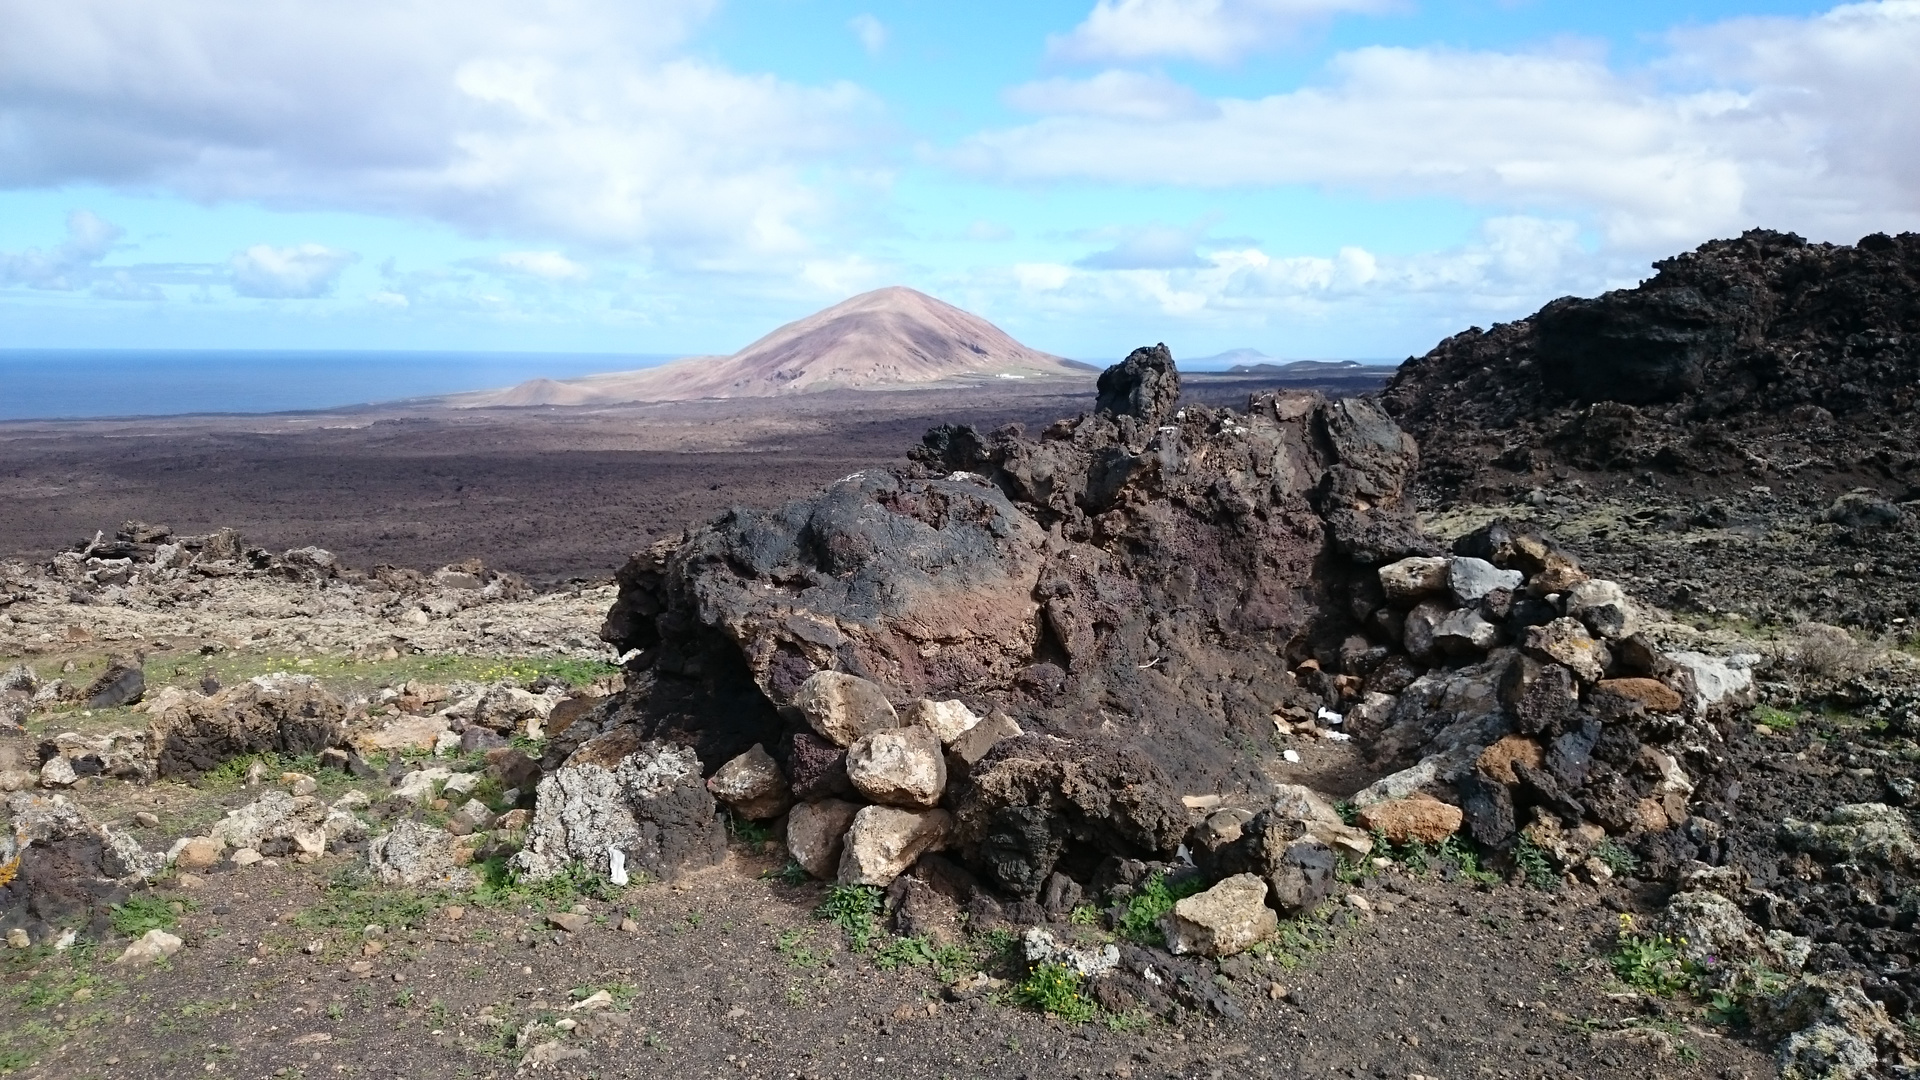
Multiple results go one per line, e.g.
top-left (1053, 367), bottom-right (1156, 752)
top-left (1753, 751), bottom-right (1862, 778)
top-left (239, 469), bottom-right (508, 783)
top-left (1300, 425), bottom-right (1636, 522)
top-left (0, 821), bottom-right (1772, 1080)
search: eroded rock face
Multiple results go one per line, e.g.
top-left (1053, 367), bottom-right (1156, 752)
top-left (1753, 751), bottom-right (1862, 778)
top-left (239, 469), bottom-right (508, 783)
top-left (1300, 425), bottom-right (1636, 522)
top-left (147, 675), bottom-right (345, 778)
top-left (512, 731), bottom-right (726, 883)
top-left (795, 672), bottom-right (899, 749)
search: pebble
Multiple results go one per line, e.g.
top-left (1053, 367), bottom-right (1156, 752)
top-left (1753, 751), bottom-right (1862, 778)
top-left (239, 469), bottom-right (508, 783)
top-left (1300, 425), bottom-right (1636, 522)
top-left (6, 928), bottom-right (30, 949)
top-left (133, 811), bottom-right (160, 828)
top-left (617, 918), bottom-right (639, 933)
top-left (348, 961), bottom-right (373, 976)
top-left (547, 912), bottom-right (589, 933)
top-left (442, 906), bottom-right (465, 922)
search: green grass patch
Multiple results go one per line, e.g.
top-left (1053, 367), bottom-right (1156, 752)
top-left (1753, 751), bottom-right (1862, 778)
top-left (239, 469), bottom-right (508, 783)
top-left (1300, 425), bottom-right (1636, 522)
top-left (1010, 962), bottom-right (1096, 1023)
top-left (1593, 838), bottom-right (1640, 878)
top-left (1752, 704), bottom-right (1800, 732)
top-left (292, 868), bottom-right (435, 934)
top-left (1114, 872), bottom-right (1206, 946)
top-left (727, 813), bottom-right (775, 853)
top-left (111, 895), bottom-right (187, 937)
top-left (815, 884), bottom-right (883, 951)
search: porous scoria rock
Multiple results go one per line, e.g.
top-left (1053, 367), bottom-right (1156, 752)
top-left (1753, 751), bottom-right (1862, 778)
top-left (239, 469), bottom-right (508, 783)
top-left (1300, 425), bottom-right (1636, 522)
top-left (785, 731), bottom-right (855, 801)
top-left (1355, 793), bottom-right (1464, 845)
top-left (148, 674), bottom-right (345, 778)
top-left (838, 805), bottom-right (952, 886)
top-left (1565, 579), bottom-right (1639, 640)
top-left (786, 799), bottom-right (860, 880)
top-left (1752, 976), bottom-right (1901, 1080)
top-left (706, 743), bottom-right (792, 820)
top-left (368, 820), bottom-right (477, 890)
top-left (952, 736), bottom-right (1185, 899)
top-left (1161, 874), bottom-right (1277, 958)
top-left (512, 729), bottom-right (725, 883)
top-left (794, 672), bottom-right (899, 749)
top-left (903, 699), bottom-right (980, 744)
top-left (845, 726), bottom-right (946, 809)
top-left (1522, 618), bottom-right (1609, 684)
top-left (1595, 677), bottom-right (1682, 713)
top-left (1779, 803), bottom-right (1918, 868)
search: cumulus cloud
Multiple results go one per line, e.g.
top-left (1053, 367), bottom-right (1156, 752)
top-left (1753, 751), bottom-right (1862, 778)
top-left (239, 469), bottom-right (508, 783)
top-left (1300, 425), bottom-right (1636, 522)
top-left (1004, 70), bottom-right (1218, 122)
top-left (848, 14), bottom-right (887, 56)
top-left (0, 210), bottom-right (124, 290)
top-left (969, 2), bottom-right (1920, 250)
top-left (0, 0), bottom-right (882, 262)
top-left (1050, 0), bottom-right (1400, 65)
top-left (992, 216), bottom-right (1610, 354)
top-left (230, 244), bottom-right (358, 299)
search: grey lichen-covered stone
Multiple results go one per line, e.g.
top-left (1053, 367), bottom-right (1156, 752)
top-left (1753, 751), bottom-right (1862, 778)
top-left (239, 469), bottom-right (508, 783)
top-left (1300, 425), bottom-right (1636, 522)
top-left (1161, 873), bottom-right (1276, 958)
top-left (1653, 890), bottom-right (1810, 988)
top-left (368, 819), bottom-right (476, 890)
top-left (793, 672), bottom-right (899, 748)
top-left (706, 743), bottom-right (792, 820)
top-left (1022, 927), bottom-right (1119, 978)
top-left (512, 729), bottom-right (726, 883)
top-left (1776, 1022), bottom-right (1878, 1080)
top-left (1779, 803), bottom-right (1918, 868)
top-left (1663, 650), bottom-right (1757, 714)
top-left (208, 790), bottom-right (330, 854)
top-left (846, 726), bottom-right (946, 809)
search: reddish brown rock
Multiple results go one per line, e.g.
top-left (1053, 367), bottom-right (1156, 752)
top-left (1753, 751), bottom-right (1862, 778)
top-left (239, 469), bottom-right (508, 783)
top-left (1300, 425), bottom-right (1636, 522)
top-left (1476, 735), bottom-right (1545, 785)
top-left (1355, 793), bottom-right (1464, 845)
top-left (1597, 677), bottom-right (1683, 713)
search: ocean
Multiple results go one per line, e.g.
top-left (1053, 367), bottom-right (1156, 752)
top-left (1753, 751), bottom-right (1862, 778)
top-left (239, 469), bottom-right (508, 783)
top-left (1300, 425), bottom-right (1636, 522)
top-left (0, 349), bottom-right (680, 421)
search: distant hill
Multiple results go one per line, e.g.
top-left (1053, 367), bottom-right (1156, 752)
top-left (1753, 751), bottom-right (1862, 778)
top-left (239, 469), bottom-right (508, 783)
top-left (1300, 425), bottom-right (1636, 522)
top-left (452, 287), bottom-right (1083, 407)
top-left (1226, 359), bottom-right (1372, 375)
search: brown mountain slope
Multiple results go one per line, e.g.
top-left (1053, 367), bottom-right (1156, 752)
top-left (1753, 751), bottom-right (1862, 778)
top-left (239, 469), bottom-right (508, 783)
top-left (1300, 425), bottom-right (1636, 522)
top-left (454, 286), bottom-right (1083, 406)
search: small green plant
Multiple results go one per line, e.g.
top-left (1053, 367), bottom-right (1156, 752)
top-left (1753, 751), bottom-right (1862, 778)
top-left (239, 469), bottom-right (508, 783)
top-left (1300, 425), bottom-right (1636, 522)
top-left (1593, 838), bottom-right (1640, 878)
top-left (1609, 914), bottom-right (1691, 996)
top-left (1753, 705), bottom-right (1799, 731)
top-left (1068, 904), bottom-right (1101, 927)
top-left (1011, 963), bottom-right (1096, 1023)
top-left (295, 868), bottom-right (433, 932)
top-left (1114, 872), bottom-right (1205, 946)
top-left (815, 884), bottom-right (882, 951)
top-left (111, 895), bottom-right (186, 937)
top-left (1513, 836), bottom-right (1558, 890)
top-left (727, 814), bottom-right (775, 852)
top-left (1104, 1009), bottom-right (1152, 1033)
top-left (1332, 799), bottom-right (1360, 826)
top-left (774, 929), bottom-right (823, 969)
top-left (326, 1003), bottom-right (345, 1021)
top-left (761, 860), bottom-right (810, 886)
top-left (873, 935), bottom-right (936, 971)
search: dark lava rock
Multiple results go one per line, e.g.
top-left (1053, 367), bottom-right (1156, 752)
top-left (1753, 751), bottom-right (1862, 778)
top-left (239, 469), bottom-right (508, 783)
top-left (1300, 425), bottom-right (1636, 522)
top-left (84, 662), bottom-right (145, 709)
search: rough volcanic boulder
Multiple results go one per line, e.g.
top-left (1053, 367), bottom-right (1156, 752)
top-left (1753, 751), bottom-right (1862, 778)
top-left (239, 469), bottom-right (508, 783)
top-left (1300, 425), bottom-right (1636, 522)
top-left (512, 729), bottom-right (726, 883)
top-left (147, 676), bottom-right (346, 778)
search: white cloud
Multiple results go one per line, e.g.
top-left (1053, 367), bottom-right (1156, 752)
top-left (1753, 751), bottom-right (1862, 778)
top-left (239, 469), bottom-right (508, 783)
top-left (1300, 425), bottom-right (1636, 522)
top-left (0, 0), bottom-right (883, 263)
top-left (1074, 222), bottom-right (1215, 269)
top-left (0, 210), bottom-right (124, 290)
top-left (848, 13), bottom-right (887, 56)
top-left (1004, 70), bottom-right (1218, 122)
top-left (230, 244), bottom-right (358, 299)
top-left (993, 215), bottom-right (1608, 355)
top-left (492, 250), bottom-right (590, 281)
top-left (1050, 0), bottom-right (1400, 65)
top-left (968, 2), bottom-right (1920, 250)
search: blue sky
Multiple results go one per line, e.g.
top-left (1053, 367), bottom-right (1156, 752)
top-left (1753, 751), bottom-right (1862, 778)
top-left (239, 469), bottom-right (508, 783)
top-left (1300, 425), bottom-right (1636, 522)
top-left (3, 0), bottom-right (1916, 365)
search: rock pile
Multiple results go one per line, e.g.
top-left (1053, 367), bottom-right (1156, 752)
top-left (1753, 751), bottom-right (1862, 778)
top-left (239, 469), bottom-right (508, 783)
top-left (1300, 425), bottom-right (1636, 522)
top-left (543, 348), bottom-right (1759, 956)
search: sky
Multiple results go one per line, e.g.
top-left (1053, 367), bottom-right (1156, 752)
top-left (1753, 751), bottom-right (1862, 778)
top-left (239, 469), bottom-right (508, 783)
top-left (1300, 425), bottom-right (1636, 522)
top-left (2, 0), bottom-right (1917, 364)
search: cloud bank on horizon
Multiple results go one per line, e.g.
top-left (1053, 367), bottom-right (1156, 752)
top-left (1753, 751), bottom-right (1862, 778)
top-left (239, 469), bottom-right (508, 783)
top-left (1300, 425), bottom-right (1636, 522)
top-left (0, 0), bottom-right (1916, 361)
